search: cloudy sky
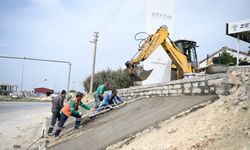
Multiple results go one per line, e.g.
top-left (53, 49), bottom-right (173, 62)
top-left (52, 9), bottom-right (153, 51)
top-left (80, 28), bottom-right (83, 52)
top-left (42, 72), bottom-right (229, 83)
top-left (0, 0), bottom-right (249, 92)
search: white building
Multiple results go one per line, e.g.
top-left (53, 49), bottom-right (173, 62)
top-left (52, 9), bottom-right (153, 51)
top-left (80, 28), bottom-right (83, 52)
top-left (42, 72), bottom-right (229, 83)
top-left (199, 46), bottom-right (250, 68)
top-left (0, 83), bottom-right (18, 96)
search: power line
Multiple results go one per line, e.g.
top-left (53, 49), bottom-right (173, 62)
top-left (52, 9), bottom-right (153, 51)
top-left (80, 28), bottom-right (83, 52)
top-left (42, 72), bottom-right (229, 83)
top-left (97, 0), bottom-right (127, 31)
top-left (104, 0), bottom-right (123, 19)
top-left (107, 0), bottom-right (126, 23)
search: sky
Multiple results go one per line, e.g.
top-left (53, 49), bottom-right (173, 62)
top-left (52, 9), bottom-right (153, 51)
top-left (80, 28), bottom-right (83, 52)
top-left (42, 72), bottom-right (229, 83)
top-left (0, 0), bottom-right (249, 92)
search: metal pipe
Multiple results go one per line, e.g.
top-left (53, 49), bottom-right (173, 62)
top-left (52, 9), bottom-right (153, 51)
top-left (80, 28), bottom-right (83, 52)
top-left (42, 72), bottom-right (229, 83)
top-left (67, 63), bottom-right (72, 94)
top-left (0, 56), bottom-right (70, 64)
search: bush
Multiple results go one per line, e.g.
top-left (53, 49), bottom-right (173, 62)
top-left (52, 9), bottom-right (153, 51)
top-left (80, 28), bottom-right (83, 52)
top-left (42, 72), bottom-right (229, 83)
top-left (83, 68), bottom-right (133, 93)
top-left (212, 51), bottom-right (236, 65)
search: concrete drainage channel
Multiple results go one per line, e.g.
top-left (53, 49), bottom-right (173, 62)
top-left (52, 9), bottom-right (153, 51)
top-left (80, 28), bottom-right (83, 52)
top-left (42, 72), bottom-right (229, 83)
top-left (46, 95), bottom-right (218, 150)
top-left (38, 118), bottom-right (47, 150)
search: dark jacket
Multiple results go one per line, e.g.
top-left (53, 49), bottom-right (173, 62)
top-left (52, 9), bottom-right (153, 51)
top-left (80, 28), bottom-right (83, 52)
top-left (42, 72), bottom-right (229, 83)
top-left (51, 95), bottom-right (64, 113)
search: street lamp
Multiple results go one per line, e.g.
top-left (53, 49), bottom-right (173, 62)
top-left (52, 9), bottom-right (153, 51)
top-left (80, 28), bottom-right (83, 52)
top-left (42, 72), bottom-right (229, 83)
top-left (33, 78), bottom-right (47, 88)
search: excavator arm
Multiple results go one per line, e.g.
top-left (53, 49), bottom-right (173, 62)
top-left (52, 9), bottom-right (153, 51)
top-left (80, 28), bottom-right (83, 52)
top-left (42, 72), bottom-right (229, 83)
top-left (161, 38), bottom-right (193, 79)
top-left (126, 26), bottom-right (193, 81)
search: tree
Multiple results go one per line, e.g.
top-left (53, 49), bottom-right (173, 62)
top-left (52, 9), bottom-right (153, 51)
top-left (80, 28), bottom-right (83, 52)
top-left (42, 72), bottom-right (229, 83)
top-left (212, 51), bottom-right (236, 65)
top-left (69, 90), bottom-right (76, 93)
top-left (83, 68), bottom-right (133, 93)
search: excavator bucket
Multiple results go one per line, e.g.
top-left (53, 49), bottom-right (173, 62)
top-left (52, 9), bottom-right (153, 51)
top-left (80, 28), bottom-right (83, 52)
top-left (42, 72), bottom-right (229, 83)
top-left (132, 66), bottom-right (153, 81)
top-left (205, 64), bottom-right (228, 74)
top-left (125, 62), bottom-right (153, 81)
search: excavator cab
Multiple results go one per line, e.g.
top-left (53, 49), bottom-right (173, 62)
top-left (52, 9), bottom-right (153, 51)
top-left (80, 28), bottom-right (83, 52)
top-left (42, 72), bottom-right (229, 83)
top-left (174, 40), bottom-right (198, 69)
top-left (170, 40), bottom-right (198, 80)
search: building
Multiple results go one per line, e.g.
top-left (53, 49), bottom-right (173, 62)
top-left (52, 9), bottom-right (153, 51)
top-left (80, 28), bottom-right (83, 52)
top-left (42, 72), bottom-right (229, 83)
top-left (34, 87), bottom-right (54, 96)
top-left (199, 46), bottom-right (250, 68)
top-left (0, 83), bottom-right (18, 96)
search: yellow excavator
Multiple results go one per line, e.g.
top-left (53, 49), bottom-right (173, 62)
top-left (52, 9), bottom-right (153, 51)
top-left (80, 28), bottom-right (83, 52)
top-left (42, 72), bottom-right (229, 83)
top-left (125, 25), bottom-right (200, 81)
top-left (125, 25), bottom-right (228, 81)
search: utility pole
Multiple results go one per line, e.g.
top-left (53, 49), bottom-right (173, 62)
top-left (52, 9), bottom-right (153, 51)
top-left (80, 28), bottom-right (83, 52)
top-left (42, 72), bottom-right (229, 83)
top-left (89, 32), bottom-right (99, 94)
top-left (20, 64), bottom-right (28, 93)
top-left (20, 65), bottom-right (24, 92)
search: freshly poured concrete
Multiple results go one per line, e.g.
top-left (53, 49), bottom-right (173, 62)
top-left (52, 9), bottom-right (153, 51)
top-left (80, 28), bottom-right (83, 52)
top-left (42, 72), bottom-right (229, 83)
top-left (49, 95), bottom-right (217, 150)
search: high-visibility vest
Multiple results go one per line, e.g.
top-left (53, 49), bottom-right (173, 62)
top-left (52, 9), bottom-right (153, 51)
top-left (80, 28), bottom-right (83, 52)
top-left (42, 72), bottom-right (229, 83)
top-left (61, 98), bottom-right (79, 116)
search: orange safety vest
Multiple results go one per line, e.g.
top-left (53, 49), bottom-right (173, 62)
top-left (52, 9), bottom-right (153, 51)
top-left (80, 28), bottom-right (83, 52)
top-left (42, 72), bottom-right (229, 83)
top-left (61, 98), bottom-right (80, 116)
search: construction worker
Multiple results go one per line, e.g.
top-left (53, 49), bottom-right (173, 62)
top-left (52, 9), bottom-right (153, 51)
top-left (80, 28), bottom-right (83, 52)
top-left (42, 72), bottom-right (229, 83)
top-left (94, 81), bottom-right (110, 109)
top-left (97, 89), bottom-right (126, 112)
top-left (54, 92), bottom-right (91, 138)
top-left (48, 90), bottom-right (66, 135)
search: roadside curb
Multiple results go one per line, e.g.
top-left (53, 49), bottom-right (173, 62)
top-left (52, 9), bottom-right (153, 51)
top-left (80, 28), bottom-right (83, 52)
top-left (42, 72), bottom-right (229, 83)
top-left (38, 117), bottom-right (48, 150)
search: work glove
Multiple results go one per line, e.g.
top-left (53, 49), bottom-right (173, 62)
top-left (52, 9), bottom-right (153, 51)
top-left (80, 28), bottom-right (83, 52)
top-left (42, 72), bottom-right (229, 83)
top-left (79, 112), bottom-right (83, 116)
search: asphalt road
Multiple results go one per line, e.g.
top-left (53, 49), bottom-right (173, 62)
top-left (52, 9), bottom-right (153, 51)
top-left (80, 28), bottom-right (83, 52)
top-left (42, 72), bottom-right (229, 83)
top-left (0, 102), bottom-right (50, 114)
top-left (49, 95), bottom-right (218, 150)
top-left (0, 102), bottom-right (51, 150)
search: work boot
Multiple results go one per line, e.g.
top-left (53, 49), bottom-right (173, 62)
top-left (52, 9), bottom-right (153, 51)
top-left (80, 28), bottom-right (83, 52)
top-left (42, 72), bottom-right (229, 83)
top-left (48, 127), bottom-right (53, 136)
top-left (74, 118), bottom-right (81, 129)
top-left (74, 125), bottom-right (83, 129)
top-left (74, 123), bottom-right (81, 129)
top-left (54, 129), bottom-right (61, 138)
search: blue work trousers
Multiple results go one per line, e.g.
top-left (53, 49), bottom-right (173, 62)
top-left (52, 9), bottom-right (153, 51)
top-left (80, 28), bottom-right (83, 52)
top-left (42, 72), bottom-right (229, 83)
top-left (54, 112), bottom-right (81, 137)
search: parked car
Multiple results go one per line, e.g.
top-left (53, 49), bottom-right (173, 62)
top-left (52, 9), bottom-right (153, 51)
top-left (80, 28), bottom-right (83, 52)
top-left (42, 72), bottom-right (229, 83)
top-left (10, 92), bottom-right (23, 99)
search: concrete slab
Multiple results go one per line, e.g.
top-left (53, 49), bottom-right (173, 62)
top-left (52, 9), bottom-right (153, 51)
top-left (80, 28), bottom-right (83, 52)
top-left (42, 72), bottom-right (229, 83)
top-left (49, 95), bottom-right (218, 150)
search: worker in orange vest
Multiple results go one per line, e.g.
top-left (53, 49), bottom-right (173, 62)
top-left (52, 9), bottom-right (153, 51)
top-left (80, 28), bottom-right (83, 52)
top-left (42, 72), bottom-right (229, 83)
top-left (54, 92), bottom-right (91, 138)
